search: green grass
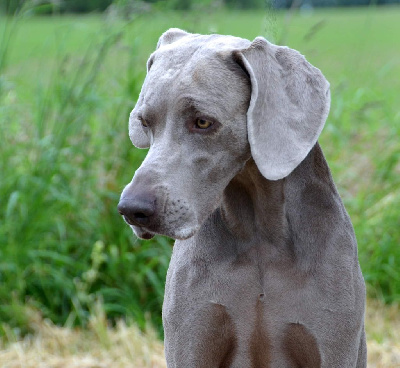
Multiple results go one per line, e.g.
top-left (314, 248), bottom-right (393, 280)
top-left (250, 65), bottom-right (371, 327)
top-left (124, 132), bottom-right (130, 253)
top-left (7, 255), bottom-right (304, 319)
top-left (0, 6), bottom-right (399, 337)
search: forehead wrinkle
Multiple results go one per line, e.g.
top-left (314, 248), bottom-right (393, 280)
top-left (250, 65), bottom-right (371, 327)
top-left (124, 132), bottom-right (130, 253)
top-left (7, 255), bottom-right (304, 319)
top-left (151, 39), bottom-right (205, 82)
top-left (189, 69), bottom-right (248, 118)
top-left (144, 37), bottom-right (250, 123)
top-left (150, 33), bottom-right (236, 86)
top-left (174, 96), bottom-right (208, 114)
top-left (172, 91), bottom-right (227, 122)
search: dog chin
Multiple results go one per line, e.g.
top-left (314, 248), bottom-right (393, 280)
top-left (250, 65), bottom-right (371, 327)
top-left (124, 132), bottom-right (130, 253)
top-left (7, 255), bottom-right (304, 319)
top-left (131, 226), bottom-right (155, 240)
top-left (169, 225), bottom-right (199, 240)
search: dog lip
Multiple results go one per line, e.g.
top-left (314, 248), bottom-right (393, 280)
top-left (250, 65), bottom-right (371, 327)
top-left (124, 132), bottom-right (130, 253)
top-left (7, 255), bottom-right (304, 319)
top-left (130, 224), bottom-right (155, 240)
top-left (140, 232), bottom-right (155, 240)
top-left (132, 223), bottom-right (198, 241)
top-left (122, 215), bottom-right (134, 226)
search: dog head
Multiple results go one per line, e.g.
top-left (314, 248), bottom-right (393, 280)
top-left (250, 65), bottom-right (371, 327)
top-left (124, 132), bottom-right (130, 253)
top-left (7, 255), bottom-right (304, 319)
top-left (118, 28), bottom-right (330, 240)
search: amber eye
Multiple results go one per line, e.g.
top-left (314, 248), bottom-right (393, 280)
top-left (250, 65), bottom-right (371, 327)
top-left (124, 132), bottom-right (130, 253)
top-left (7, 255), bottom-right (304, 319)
top-left (195, 118), bottom-right (213, 129)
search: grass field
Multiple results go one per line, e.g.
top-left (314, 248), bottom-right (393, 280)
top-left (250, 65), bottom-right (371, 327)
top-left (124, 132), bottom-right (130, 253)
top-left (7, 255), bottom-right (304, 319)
top-left (0, 3), bottom-right (399, 362)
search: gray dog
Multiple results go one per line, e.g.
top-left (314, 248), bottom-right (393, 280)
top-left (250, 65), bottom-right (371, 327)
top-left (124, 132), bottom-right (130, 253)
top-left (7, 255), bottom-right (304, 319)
top-left (118, 28), bottom-right (367, 368)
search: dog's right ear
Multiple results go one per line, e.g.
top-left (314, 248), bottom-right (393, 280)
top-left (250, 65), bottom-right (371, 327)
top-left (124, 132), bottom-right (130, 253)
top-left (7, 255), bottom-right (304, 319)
top-left (128, 93), bottom-right (150, 149)
top-left (147, 28), bottom-right (189, 71)
top-left (156, 28), bottom-right (189, 49)
top-left (129, 29), bottom-right (190, 149)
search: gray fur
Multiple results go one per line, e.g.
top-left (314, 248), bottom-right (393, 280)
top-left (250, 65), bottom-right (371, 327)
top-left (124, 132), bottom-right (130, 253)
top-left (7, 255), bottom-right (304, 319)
top-left (118, 28), bottom-right (367, 367)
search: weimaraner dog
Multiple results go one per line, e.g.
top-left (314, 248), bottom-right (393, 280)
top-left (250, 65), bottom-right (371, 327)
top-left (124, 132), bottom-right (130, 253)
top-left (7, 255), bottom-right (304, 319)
top-left (118, 28), bottom-right (367, 367)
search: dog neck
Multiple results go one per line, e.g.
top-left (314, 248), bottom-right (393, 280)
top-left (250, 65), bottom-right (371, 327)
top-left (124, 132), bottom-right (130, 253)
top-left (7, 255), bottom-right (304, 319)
top-left (220, 157), bottom-right (288, 244)
top-left (219, 143), bottom-right (344, 253)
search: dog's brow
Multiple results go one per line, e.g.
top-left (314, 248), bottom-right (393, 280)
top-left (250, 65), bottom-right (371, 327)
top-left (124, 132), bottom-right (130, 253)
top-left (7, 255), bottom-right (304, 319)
top-left (177, 96), bottom-right (197, 107)
top-left (176, 96), bottom-right (211, 114)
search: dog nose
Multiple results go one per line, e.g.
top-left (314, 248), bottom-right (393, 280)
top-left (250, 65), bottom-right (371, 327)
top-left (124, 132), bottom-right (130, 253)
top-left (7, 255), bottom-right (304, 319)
top-left (117, 195), bottom-right (156, 226)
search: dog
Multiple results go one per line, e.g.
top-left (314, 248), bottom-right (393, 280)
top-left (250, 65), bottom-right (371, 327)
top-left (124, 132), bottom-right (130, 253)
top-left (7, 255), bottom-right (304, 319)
top-left (118, 28), bottom-right (367, 367)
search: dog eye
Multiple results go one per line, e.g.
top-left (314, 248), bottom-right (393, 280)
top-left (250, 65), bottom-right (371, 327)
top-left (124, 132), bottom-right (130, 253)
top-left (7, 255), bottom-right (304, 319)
top-left (139, 117), bottom-right (149, 128)
top-left (195, 118), bottom-right (213, 129)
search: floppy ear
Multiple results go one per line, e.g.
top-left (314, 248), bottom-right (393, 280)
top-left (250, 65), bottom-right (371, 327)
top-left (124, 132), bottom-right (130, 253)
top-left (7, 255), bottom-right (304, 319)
top-left (128, 92), bottom-right (149, 149)
top-left (129, 28), bottom-right (190, 149)
top-left (234, 37), bottom-right (330, 180)
top-left (157, 28), bottom-right (189, 49)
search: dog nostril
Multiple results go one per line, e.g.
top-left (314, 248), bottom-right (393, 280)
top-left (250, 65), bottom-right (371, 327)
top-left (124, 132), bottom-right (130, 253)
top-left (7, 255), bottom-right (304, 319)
top-left (118, 197), bottom-right (156, 226)
top-left (130, 206), bottom-right (155, 225)
top-left (117, 202), bottom-right (129, 217)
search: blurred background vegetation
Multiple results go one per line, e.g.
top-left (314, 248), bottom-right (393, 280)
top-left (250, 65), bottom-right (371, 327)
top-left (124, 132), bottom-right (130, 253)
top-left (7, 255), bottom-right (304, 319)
top-left (0, 0), bottom-right (399, 341)
top-left (2, 0), bottom-right (400, 13)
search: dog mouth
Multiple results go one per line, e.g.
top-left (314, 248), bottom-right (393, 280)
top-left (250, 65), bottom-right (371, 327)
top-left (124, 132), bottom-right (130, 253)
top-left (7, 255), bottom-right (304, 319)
top-left (130, 224), bottom-right (155, 240)
top-left (119, 196), bottom-right (200, 241)
top-left (130, 222), bottom-right (199, 241)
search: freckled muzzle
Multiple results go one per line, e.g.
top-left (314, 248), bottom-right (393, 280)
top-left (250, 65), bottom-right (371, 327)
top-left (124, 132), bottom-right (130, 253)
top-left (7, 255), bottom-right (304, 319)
top-left (118, 173), bottom-right (199, 241)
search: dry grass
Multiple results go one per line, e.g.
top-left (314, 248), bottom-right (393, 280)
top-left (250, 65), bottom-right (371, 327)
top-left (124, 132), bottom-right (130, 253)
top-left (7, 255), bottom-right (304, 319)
top-left (366, 299), bottom-right (400, 367)
top-left (0, 305), bottom-right (166, 368)
top-left (0, 300), bottom-right (399, 368)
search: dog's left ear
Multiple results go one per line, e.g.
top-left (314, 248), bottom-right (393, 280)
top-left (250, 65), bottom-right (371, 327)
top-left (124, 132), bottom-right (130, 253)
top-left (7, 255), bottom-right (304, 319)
top-left (233, 37), bottom-right (330, 180)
